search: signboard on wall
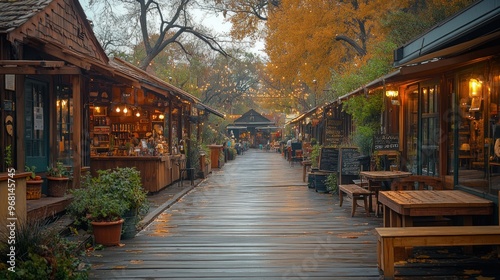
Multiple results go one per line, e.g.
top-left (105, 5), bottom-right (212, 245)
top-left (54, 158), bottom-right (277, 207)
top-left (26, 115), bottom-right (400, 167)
top-left (34, 107), bottom-right (44, 130)
top-left (324, 118), bottom-right (343, 146)
top-left (373, 134), bottom-right (399, 151)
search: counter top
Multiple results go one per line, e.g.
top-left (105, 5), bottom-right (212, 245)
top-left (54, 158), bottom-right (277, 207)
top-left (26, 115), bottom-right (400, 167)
top-left (91, 155), bottom-right (178, 162)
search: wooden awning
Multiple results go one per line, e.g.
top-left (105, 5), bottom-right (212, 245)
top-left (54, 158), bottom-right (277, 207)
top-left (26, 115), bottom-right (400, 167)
top-left (0, 60), bottom-right (81, 75)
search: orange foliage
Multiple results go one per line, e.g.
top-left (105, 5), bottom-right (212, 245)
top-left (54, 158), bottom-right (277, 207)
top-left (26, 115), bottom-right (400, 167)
top-left (265, 0), bottom-right (410, 101)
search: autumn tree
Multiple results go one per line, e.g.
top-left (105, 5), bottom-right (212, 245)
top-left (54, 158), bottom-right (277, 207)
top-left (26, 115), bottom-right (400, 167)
top-left (84, 0), bottom-right (228, 70)
top-left (265, 1), bottom-right (411, 108)
top-left (208, 0), bottom-right (279, 40)
top-left (198, 48), bottom-right (263, 114)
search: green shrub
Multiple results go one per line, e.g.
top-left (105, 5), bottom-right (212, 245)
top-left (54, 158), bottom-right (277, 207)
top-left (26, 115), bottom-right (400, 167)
top-left (68, 167), bottom-right (148, 227)
top-left (326, 173), bottom-right (338, 194)
top-left (310, 145), bottom-right (322, 168)
top-left (0, 219), bottom-right (88, 279)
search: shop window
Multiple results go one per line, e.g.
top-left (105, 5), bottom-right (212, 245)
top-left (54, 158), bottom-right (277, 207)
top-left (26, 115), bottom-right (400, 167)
top-left (56, 85), bottom-right (73, 166)
top-left (25, 80), bottom-right (48, 169)
top-left (420, 85), bottom-right (440, 175)
top-left (404, 83), bottom-right (440, 175)
top-left (405, 87), bottom-right (418, 173)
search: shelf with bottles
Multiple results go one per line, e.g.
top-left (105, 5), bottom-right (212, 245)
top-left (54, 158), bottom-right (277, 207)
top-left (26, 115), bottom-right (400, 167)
top-left (111, 123), bottom-right (136, 132)
top-left (112, 131), bottom-right (132, 140)
top-left (93, 126), bottom-right (110, 134)
top-left (93, 116), bottom-right (110, 126)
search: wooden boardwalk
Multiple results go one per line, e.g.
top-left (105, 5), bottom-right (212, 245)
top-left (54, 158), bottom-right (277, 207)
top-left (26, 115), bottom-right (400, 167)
top-left (88, 149), bottom-right (383, 279)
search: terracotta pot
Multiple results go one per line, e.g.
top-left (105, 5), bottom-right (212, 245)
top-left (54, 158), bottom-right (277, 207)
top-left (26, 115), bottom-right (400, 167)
top-left (26, 180), bottom-right (43, 200)
top-left (46, 176), bottom-right (69, 197)
top-left (91, 219), bottom-right (124, 246)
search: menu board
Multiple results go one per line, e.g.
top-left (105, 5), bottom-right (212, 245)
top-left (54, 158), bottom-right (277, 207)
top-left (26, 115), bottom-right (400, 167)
top-left (373, 134), bottom-right (399, 151)
top-left (324, 118), bottom-right (344, 146)
top-left (319, 147), bottom-right (339, 172)
top-left (339, 148), bottom-right (361, 176)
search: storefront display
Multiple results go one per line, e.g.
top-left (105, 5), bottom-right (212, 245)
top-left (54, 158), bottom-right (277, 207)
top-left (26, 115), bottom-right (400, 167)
top-left (88, 86), bottom-right (185, 192)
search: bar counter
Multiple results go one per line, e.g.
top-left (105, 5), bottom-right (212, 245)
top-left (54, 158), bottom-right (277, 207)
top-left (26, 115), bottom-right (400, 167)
top-left (91, 155), bottom-right (185, 193)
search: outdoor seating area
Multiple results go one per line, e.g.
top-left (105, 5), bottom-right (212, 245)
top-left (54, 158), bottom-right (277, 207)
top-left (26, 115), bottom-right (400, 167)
top-left (376, 191), bottom-right (500, 278)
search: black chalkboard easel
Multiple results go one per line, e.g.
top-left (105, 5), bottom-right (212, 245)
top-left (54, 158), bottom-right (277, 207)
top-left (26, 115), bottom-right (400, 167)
top-left (319, 147), bottom-right (339, 172)
top-left (339, 148), bottom-right (361, 176)
top-left (338, 147), bottom-right (361, 185)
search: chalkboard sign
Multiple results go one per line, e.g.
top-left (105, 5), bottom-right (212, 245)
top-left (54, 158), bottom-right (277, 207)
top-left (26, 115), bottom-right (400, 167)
top-left (373, 134), bottom-right (399, 151)
top-left (340, 148), bottom-right (361, 176)
top-left (319, 147), bottom-right (339, 172)
top-left (324, 118), bottom-right (344, 146)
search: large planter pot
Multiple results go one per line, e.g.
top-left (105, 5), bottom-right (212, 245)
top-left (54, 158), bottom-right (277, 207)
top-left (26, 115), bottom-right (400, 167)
top-left (46, 176), bottom-right (69, 197)
top-left (307, 173), bottom-right (315, 189)
top-left (121, 209), bottom-right (139, 240)
top-left (314, 173), bottom-right (329, 193)
top-left (26, 180), bottom-right (43, 200)
top-left (91, 219), bottom-right (124, 246)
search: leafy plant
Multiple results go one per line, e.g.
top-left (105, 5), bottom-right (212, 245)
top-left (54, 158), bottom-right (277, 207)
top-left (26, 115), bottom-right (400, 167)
top-left (186, 134), bottom-right (201, 175)
top-left (47, 161), bottom-right (70, 178)
top-left (343, 92), bottom-right (384, 155)
top-left (200, 144), bottom-right (211, 166)
top-left (310, 144), bottom-right (322, 168)
top-left (0, 219), bottom-right (88, 279)
top-left (4, 144), bottom-right (13, 167)
top-left (25, 165), bottom-right (37, 180)
top-left (68, 167), bottom-right (148, 227)
top-left (326, 173), bottom-right (338, 194)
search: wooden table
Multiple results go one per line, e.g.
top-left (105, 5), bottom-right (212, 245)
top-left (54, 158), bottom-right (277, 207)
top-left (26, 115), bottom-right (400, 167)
top-left (378, 190), bottom-right (493, 227)
top-left (359, 171), bottom-right (412, 216)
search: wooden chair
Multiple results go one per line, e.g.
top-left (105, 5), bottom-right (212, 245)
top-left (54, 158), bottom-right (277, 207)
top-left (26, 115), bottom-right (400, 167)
top-left (391, 175), bottom-right (443, 191)
top-left (288, 148), bottom-right (303, 167)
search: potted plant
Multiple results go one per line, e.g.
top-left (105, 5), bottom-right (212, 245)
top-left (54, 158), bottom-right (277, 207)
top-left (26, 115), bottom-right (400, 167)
top-left (68, 167), bottom-right (148, 244)
top-left (68, 174), bottom-right (127, 246)
top-left (25, 165), bottom-right (43, 200)
top-left (46, 161), bottom-right (70, 197)
top-left (96, 167), bottom-right (148, 239)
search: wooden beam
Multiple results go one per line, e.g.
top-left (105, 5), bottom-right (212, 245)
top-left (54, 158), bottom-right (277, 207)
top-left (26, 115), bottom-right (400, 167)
top-left (0, 60), bottom-right (66, 67)
top-left (0, 66), bottom-right (81, 75)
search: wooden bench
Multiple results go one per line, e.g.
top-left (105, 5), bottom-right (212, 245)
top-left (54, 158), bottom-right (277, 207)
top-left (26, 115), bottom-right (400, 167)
top-left (375, 226), bottom-right (500, 278)
top-left (375, 190), bottom-right (500, 278)
top-left (339, 184), bottom-right (372, 217)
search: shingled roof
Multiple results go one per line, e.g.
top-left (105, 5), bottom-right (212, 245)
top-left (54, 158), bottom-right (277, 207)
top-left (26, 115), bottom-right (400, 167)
top-left (0, 0), bottom-right (53, 33)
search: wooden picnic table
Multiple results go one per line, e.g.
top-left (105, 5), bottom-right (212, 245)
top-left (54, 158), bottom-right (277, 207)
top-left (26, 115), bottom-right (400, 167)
top-left (378, 190), bottom-right (494, 227)
top-left (359, 171), bottom-right (412, 216)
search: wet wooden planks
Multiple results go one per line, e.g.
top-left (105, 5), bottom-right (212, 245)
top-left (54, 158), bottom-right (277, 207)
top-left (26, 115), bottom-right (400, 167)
top-left (88, 149), bottom-right (382, 279)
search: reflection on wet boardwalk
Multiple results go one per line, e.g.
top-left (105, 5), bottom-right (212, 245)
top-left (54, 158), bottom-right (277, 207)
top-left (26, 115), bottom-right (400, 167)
top-left (88, 149), bottom-right (382, 279)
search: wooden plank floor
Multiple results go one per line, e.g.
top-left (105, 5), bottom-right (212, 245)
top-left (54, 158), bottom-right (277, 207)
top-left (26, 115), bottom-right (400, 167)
top-left (88, 149), bottom-right (382, 279)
